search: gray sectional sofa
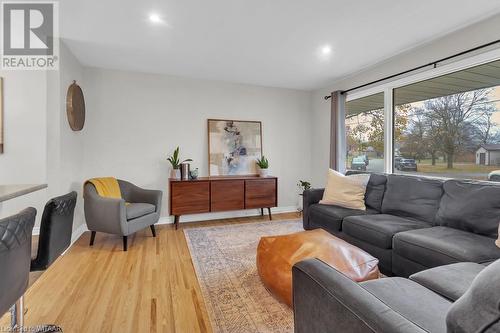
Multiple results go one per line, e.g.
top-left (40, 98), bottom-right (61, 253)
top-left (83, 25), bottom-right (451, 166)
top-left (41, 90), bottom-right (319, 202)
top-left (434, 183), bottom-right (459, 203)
top-left (302, 172), bottom-right (500, 276)
top-left (293, 258), bottom-right (500, 333)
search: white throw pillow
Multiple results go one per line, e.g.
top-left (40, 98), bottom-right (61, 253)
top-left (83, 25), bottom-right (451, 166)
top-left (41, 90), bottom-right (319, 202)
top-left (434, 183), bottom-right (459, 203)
top-left (319, 169), bottom-right (370, 210)
top-left (496, 223), bottom-right (500, 248)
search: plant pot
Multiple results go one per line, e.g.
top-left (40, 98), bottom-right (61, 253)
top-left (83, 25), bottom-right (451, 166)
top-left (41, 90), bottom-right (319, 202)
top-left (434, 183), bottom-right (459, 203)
top-left (297, 195), bottom-right (303, 212)
top-left (258, 168), bottom-right (269, 177)
top-left (170, 168), bottom-right (181, 179)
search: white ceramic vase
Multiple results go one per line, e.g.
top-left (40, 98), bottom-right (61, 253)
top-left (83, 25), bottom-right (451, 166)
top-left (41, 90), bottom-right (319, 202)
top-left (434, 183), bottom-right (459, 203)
top-left (170, 168), bottom-right (181, 179)
top-left (258, 168), bottom-right (269, 177)
top-left (297, 195), bottom-right (303, 212)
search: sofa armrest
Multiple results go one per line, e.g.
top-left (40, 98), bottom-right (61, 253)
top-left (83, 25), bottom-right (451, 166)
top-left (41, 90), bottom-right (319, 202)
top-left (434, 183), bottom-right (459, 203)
top-left (409, 262), bottom-right (484, 301)
top-left (302, 188), bottom-right (324, 230)
top-left (119, 180), bottom-right (163, 213)
top-left (293, 259), bottom-right (426, 333)
top-left (131, 187), bottom-right (163, 213)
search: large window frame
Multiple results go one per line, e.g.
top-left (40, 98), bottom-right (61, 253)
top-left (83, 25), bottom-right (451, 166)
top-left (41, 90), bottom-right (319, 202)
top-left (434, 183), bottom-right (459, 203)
top-left (338, 47), bottom-right (500, 174)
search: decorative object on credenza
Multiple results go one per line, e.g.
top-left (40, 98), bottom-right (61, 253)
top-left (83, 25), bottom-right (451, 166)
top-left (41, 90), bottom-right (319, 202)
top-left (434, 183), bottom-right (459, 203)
top-left (208, 119), bottom-right (262, 176)
top-left (256, 156), bottom-right (269, 177)
top-left (66, 80), bottom-right (86, 131)
top-left (180, 162), bottom-right (190, 180)
top-left (297, 180), bottom-right (311, 212)
top-left (190, 168), bottom-right (199, 179)
top-left (167, 146), bottom-right (192, 179)
top-left (0, 77), bottom-right (3, 154)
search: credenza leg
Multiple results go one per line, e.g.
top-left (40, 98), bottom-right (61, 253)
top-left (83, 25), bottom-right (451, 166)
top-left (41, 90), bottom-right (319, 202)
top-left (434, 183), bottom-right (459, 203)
top-left (267, 207), bottom-right (272, 220)
top-left (260, 208), bottom-right (264, 216)
top-left (174, 215), bottom-right (180, 230)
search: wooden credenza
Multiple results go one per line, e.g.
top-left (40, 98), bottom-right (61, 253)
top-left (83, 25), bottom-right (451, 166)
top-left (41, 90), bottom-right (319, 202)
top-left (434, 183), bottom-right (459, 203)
top-left (169, 176), bottom-right (278, 229)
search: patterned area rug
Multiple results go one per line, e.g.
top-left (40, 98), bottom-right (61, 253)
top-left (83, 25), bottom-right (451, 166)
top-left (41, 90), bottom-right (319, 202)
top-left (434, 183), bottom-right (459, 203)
top-left (184, 220), bottom-right (303, 333)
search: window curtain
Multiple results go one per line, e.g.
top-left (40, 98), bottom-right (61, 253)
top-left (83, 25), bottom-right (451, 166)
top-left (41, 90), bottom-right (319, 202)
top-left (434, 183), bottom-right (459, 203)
top-left (330, 91), bottom-right (345, 170)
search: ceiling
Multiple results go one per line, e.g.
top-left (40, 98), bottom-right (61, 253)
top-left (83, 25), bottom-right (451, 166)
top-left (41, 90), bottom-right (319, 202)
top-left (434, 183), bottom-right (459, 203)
top-left (60, 0), bottom-right (500, 91)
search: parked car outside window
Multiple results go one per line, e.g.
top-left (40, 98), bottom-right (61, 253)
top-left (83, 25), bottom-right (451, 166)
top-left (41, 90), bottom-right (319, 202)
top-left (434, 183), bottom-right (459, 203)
top-left (351, 157), bottom-right (367, 171)
top-left (395, 158), bottom-right (418, 171)
top-left (488, 170), bottom-right (500, 182)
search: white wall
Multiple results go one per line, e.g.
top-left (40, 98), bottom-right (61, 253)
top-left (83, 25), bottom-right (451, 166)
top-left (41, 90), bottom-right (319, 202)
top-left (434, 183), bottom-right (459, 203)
top-left (0, 41), bottom-right (85, 232)
top-left (0, 69), bottom-right (49, 224)
top-left (82, 68), bottom-right (312, 222)
top-left (310, 13), bottom-right (500, 187)
top-left (0, 71), bottom-right (48, 184)
top-left (47, 42), bottom-right (85, 230)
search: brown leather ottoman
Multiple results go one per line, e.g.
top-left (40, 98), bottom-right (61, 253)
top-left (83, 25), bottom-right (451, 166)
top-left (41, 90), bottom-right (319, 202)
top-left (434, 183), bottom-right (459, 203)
top-left (257, 228), bottom-right (379, 307)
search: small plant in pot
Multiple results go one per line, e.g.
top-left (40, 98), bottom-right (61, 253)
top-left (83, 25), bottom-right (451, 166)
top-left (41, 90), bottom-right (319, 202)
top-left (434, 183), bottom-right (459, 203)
top-left (256, 156), bottom-right (269, 177)
top-left (167, 147), bottom-right (192, 179)
top-left (297, 180), bottom-right (312, 212)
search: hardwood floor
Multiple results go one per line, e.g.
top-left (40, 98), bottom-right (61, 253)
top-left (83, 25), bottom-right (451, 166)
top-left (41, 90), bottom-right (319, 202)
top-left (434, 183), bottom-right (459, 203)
top-left (1, 212), bottom-right (300, 332)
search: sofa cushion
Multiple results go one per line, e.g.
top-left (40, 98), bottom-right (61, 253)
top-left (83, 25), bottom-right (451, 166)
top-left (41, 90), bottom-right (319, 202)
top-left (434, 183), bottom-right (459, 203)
top-left (308, 204), bottom-right (378, 234)
top-left (446, 259), bottom-right (500, 332)
top-left (410, 262), bottom-right (485, 301)
top-left (345, 171), bottom-right (387, 211)
top-left (393, 226), bottom-right (500, 268)
top-left (365, 173), bottom-right (387, 211)
top-left (343, 214), bottom-right (431, 249)
top-left (381, 175), bottom-right (443, 223)
top-left (360, 277), bottom-right (451, 333)
top-left (436, 180), bottom-right (500, 238)
top-left (126, 203), bottom-right (156, 220)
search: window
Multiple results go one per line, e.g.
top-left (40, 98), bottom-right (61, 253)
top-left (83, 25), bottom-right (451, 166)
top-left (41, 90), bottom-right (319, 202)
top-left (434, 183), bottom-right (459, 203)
top-left (394, 59), bottom-right (500, 180)
top-left (345, 92), bottom-right (384, 172)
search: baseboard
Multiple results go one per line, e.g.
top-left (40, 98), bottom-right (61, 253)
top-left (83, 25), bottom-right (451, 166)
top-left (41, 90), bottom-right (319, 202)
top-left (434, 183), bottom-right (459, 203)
top-left (70, 223), bottom-right (88, 245)
top-left (35, 206), bottom-right (298, 248)
top-left (156, 206), bottom-right (299, 225)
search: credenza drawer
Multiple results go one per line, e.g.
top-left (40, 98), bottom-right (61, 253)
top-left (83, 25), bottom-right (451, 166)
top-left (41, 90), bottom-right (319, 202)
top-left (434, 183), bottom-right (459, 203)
top-left (211, 180), bottom-right (245, 212)
top-left (170, 181), bottom-right (210, 215)
top-left (245, 179), bottom-right (277, 209)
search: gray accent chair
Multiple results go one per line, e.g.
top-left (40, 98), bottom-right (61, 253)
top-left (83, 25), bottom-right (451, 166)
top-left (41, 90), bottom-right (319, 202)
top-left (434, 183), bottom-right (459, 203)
top-left (84, 179), bottom-right (162, 251)
top-left (293, 258), bottom-right (500, 333)
top-left (0, 208), bottom-right (36, 330)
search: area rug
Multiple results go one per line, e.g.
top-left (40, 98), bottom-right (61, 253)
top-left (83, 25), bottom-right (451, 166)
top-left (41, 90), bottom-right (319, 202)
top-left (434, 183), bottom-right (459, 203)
top-left (184, 220), bottom-right (303, 333)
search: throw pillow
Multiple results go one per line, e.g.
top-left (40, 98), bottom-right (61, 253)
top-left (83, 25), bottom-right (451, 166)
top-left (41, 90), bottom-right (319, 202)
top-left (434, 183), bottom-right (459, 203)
top-left (496, 223), bottom-right (500, 248)
top-left (320, 169), bottom-right (370, 210)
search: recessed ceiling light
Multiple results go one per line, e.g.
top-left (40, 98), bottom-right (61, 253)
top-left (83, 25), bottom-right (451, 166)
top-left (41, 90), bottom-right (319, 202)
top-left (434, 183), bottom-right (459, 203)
top-left (149, 13), bottom-right (163, 24)
top-left (321, 45), bottom-right (332, 56)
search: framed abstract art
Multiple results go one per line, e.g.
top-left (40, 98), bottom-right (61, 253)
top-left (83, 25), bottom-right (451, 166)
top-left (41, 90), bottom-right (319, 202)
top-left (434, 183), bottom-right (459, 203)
top-left (207, 119), bottom-right (262, 176)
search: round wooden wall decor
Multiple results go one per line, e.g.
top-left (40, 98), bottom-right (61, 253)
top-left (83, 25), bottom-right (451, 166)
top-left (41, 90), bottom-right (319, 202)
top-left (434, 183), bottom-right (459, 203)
top-left (66, 80), bottom-right (85, 131)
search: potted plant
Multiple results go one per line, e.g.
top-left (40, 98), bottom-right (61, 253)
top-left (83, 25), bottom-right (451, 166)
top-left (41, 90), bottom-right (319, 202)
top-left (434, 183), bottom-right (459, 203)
top-left (297, 180), bottom-right (312, 212)
top-left (256, 156), bottom-right (269, 177)
top-left (167, 147), bottom-right (192, 179)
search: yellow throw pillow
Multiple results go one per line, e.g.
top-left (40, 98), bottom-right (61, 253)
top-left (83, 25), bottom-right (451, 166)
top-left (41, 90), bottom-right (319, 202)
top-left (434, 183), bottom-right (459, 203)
top-left (320, 169), bottom-right (370, 210)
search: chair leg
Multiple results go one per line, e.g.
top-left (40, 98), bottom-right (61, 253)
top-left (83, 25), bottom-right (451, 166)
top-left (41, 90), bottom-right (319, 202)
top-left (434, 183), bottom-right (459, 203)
top-left (89, 231), bottom-right (96, 246)
top-left (150, 225), bottom-right (156, 237)
top-left (10, 296), bottom-right (24, 330)
top-left (11, 295), bottom-right (62, 332)
top-left (123, 236), bottom-right (128, 251)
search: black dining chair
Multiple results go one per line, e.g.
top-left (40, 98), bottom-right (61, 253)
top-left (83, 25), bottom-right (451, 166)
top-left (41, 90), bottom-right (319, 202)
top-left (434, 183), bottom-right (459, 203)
top-left (0, 207), bottom-right (36, 331)
top-left (31, 191), bottom-right (77, 272)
